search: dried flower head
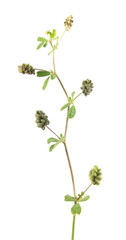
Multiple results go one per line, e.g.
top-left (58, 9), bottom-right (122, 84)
top-left (64, 15), bottom-right (73, 31)
top-left (80, 79), bottom-right (93, 96)
top-left (35, 110), bottom-right (50, 130)
top-left (18, 64), bottom-right (35, 75)
top-left (89, 166), bottom-right (102, 185)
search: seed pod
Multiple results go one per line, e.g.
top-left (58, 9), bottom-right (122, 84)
top-left (35, 110), bottom-right (50, 130)
top-left (80, 79), bottom-right (93, 96)
top-left (89, 165), bottom-right (102, 185)
top-left (64, 15), bottom-right (73, 31)
top-left (18, 64), bottom-right (35, 75)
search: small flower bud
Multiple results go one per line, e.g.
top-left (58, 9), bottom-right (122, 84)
top-left (80, 79), bottom-right (93, 96)
top-left (35, 110), bottom-right (50, 130)
top-left (18, 64), bottom-right (35, 75)
top-left (45, 30), bottom-right (51, 34)
top-left (64, 15), bottom-right (73, 31)
top-left (89, 165), bottom-right (102, 185)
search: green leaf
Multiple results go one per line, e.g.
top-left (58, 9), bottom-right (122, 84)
top-left (50, 29), bottom-right (56, 39)
top-left (67, 105), bottom-right (76, 119)
top-left (51, 74), bottom-right (56, 80)
top-left (49, 143), bottom-right (59, 152)
top-left (37, 37), bottom-right (47, 42)
top-left (79, 196), bottom-right (90, 202)
top-left (49, 136), bottom-right (65, 152)
top-left (42, 77), bottom-right (50, 90)
top-left (71, 203), bottom-right (81, 215)
top-left (47, 138), bottom-right (59, 144)
top-left (60, 103), bottom-right (70, 111)
top-left (43, 42), bottom-right (48, 47)
top-left (37, 42), bottom-right (43, 50)
top-left (37, 71), bottom-right (50, 77)
top-left (71, 91), bottom-right (75, 99)
top-left (37, 38), bottom-right (48, 50)
top-left (64, 195), bottom-right (76, 202)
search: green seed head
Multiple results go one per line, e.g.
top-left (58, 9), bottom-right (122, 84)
top-left (18, 64), bottom-right (35, 75)
top-left (89, 165), bottom-right (102, 185)
top-left (35, 110), bottom-right (50, 130)
top-left (64, 15), bottom-right (73, 31)
top-left (80, 79), bottom-right (93, 96)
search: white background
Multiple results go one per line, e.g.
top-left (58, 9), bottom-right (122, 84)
top-left (0, 0), bottom-right (126, 239)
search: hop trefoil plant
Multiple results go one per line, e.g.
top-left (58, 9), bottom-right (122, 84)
top-left (18, 15), bottom-right (102, 240)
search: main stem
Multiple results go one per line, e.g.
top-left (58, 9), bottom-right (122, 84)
top-left (52, 46), bottom-right (76, 240)
top-left (72, 215), bottom-right (76, 240)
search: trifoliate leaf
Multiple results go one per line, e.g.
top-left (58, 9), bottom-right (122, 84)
top-left (49, 143), bottom-right (59, 152)
top-left (37, 38), bottom-right (48, 50)
top-left (67, 105), bottom-right (76, 119)
top-left (47, 138), bottom-right (59, 144)
top-left (71, 203), bottom-right (81, 215)
top-left (49, 136), bottom-right (65, 152)
top-left (64, 195), bottom-right (76, 202)
top-left (79, 195), bottom-right (90, 202)
top-left (60, 103), bottom-right (70, 111)
top-left (57, 136), bottom-right (65, 144)
top-left (37, 71), bottom-right (50, 77)
top-left (71, 91), bottom-right (75, 99)
top-left (42, 77), bottom-right (50, 90)
top-left (51, 74), bottom-right (56, 80)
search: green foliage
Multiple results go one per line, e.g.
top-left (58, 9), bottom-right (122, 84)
top-left (37, 37), bottom-right (48, 50)
top-left (71, 91), bottom-right (75, 99)
top-left (67, 105), bottom-right (76, 118)
top-left (43, 42), bottom-right (48, 47)
top-left (71, 203), bottom-right (81, 215)
top-left (57, 136), bottom-right (65, 144)
top-left (37, 42), bottom-right (44, 50)
top-left (47, 138), bottom-right (59, 144)
top-left (50, 29), bottom-right (56, 39)
top-left (60, 103), bottom-right (70, 111)
top-left (37, 71), bottom-right (50, 77)
top-left (49, 136), bottom-right (65, 152)
top-left (79, 195), bottom-right (90, 202)
top-left (42, 77), bottom-right (50, 90)
top-left (64, 195), bottom-right (77, 202)
top-left (37, 37), bottom-right (47, 42)
top-left (49, 143), bottom-right (59, 152)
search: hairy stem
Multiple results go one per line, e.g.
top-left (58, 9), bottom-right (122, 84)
top-left (50, 42), bottom-right (69, 100)
top-left (46, 126), bottom-right (60, 139)
top-left (53, 50), bottom-right (56, 73)
top-left (64, 107), bottom-right (69, 138)
top-left (73, 92), bottom-right (83, 101)
top-left (64, 143), bottom-right (76, 198)
top-left (55, 73), bottom-right (69, 100)
top-left (51, 45), bottom-right (76, 240)
top-left (72, 215), bottom-right (76, 240)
